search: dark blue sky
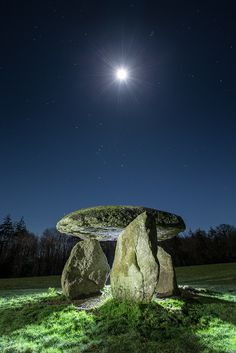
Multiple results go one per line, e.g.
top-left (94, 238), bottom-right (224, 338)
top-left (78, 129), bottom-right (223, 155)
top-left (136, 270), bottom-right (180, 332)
top-left (0, 1), bottom-right (235, 234)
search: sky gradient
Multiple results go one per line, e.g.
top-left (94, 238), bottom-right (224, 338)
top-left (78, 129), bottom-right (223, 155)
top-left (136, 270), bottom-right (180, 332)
top-left (0, 1), bottom-right (235, 234)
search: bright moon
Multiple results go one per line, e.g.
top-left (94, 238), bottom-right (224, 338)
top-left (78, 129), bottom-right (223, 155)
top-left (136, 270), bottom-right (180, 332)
top-left (115, 67), bottom-right (128, 81)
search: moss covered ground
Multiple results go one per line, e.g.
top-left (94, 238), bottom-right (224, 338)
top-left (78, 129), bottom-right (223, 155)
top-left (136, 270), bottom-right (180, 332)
top-left (0, 287), bottom-right (235, 353)
top-left (0, 262), bottom-right (235, 353)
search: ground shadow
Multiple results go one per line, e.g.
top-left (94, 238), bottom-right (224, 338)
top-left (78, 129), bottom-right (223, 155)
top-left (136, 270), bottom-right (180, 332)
top-left (178, 289), bottom-right (236, 326)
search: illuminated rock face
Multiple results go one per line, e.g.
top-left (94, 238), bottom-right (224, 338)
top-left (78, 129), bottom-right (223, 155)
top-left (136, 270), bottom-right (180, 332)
top-left (110, 212), bottom-right (159, 303)
top-left (56, 205), bottom-right (185, 241)
top-left (156, 246), bottom-right (179, 297)
top-left (61, 239), bottom-right (110, 299)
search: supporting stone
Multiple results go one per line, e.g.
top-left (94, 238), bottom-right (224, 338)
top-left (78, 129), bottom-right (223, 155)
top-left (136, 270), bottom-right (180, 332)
top-left (110, 212), bottom-right (159, 303)
top-left (61, 239), bottom-right (110, 299)
top-left (156, 246), bottom-right (179, 297)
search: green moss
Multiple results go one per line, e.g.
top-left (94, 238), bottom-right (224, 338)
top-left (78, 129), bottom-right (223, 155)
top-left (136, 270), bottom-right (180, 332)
top-left (69, 205), bottom-right (184, 228)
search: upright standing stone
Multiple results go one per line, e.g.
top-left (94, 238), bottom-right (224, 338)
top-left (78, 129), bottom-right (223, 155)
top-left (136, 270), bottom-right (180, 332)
top-left (156, 246), bottom-right (179, 297)
top-left (110, 212), bottom-right (159, 303)
top-left (61, 239), bottom-right (110, 299)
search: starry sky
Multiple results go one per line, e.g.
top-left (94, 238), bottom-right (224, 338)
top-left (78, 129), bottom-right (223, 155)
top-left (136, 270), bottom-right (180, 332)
top-left (0, 1), bottom-right (235, 234)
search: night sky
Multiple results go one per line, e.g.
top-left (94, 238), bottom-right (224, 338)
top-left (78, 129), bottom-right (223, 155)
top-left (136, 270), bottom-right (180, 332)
top-left (0, 1), bottom-right (235, 234)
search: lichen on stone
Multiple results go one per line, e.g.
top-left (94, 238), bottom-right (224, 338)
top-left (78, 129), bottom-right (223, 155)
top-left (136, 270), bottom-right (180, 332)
top-left (57, 205), bottom-right (185, 241)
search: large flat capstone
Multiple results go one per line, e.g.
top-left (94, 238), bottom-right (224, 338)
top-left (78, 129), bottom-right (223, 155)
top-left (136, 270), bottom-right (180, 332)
top-left (56, 205), bottom-right (185, 241)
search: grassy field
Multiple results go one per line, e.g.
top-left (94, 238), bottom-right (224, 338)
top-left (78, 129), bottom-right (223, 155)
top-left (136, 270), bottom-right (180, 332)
top-left (0, 276), bottom-right (61, 297)
top-left (176, 262), bottom-right (236, 294)
top-left (0, 263), bottom-right (235, 353)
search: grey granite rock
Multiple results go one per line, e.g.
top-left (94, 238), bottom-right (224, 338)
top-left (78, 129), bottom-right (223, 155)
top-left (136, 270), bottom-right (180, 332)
top-left (110, 212), bottom-right (159, 303)
top-left (61, 239), bottom-right (110, 299)
top-left (156, 246), bottom-right (179, 297)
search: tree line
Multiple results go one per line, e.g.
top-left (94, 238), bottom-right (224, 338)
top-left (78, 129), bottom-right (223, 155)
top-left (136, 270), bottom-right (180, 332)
top-left (0, 215), bottom-right (235, 278)
top-left (0, 215), bottom-right (76, 278)
top-left (162, 224), bottom-right (236, 266)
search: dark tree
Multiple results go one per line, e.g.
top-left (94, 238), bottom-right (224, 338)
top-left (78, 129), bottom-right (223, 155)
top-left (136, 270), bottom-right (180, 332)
top-left (37, 228), bottom-right (77, 276)
top-left (0, 215), bottom-right (15, 276)
top-left (0, 214), bottom-right (14, 243)
top-left (15, 217), bottom-right (27, 234)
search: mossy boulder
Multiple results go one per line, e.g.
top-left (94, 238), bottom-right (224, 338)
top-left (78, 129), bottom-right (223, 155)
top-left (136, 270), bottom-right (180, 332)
top-left (56, 205), bottom-right (185, 241)
top-left (61, 239), bottom-right (110, 299)
top-left (110, 212), bottom-right (159, 303)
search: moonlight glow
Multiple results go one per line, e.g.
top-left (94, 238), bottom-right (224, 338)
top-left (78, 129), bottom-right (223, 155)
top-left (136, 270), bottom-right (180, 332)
top-left (115, 67), bottom-right (129, 81)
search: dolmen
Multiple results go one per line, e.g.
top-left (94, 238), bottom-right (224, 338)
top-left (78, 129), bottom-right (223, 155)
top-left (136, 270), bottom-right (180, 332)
top-left (56, 205), bottom-right (185, 302)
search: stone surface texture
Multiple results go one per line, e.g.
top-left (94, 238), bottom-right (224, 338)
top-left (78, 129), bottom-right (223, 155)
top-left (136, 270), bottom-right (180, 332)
top-left (110, 212), bottom-right (159, 303)
top-left (56, 205), bottom-right (185, 241)
top-left (61, 239), bottom-right (110, 299)
top-left (156, 246), bottom-right (179, 297)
